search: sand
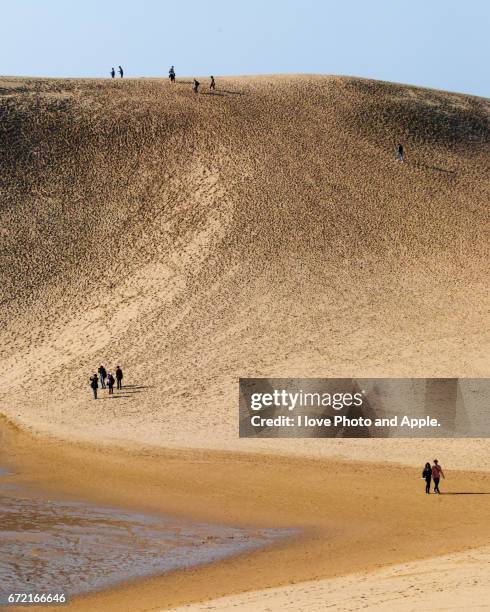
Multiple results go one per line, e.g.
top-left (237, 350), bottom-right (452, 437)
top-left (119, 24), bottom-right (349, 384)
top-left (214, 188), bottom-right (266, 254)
top-left (2, 417), bottom-right (490, 611)
top-left (0, 75), bottom-right (489, 609)
top-left (168, 547), bottom-right (490, 611)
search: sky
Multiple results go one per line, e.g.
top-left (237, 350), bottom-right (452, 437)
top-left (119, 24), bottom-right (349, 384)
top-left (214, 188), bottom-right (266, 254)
top-left (1, 0), bottom-right (489, 97)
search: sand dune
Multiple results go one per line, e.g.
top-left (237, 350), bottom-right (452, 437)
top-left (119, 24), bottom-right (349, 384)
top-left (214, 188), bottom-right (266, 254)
top-left (0, 75), bottom-right (488, 466)
top-left (0, 75), bottom-right (489, 610)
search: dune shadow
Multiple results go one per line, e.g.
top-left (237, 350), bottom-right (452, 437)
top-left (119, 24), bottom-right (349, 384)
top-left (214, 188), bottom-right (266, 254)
top-left (202, 92), bottom-right (226, 97)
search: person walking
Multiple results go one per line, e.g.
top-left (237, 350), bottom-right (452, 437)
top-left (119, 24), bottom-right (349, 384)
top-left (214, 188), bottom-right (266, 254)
top-left (115, 365), bottom-right (123, 390)
top-left (422, 462), bottom-right (432, 494)
top-left (107, 373), bottom-right (115, 395)
top-left (432, 459), bottom-right (445, 494)
top-left (98, 365), bottom-right (107, 389)
top-left (169, 66), bottom-right (176, 82)
top-left (210, 76), bottom-right (216, 91)
top-left (90, 375), bottom-right (99, 400)
top-left (396, 143), bottom-right (404, 162)
top-left (118, 65), bottom-right (124, 78)
top-left (111, 67), bottom-right (115, 79)
top-left (193, 79), bottom-right (200, 94)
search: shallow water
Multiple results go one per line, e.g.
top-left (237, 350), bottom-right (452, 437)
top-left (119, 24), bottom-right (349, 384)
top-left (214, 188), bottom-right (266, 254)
top-left (0, 469), bottom-right (294, 604)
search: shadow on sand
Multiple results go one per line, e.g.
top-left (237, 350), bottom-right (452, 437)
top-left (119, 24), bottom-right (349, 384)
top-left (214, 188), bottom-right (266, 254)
top-left (415, 162), bottom-right (456, 174)
top-left (101, 395), bottom-right (133, 400)
top-left (440, 492), bottom-right (490, 495)
top-left (123, 385), bottom-right (152, 390)
top-left (217, 89), bottom-right (246, 96)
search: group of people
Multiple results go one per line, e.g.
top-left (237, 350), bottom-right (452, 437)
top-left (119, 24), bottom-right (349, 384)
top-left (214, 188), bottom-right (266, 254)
top-left (110, 66), bottom-right (124, 78)
top-left (89, 365), bottom-right (124, 399)
top-left (108, 64), bottom-right (219, 94)
top-left (168, 66), bottom-right (216, 93)
top-left (422, 459), bottom-right (445, 494)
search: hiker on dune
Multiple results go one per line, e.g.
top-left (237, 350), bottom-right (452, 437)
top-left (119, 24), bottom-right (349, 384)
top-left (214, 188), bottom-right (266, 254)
top-left (107, 373), bottom-right (115, 395)
top-left (396, 143), bottom-right (404, 162)
top-left (115, 365), bottom-right (124, 390)
top-left (98, 365), bottom-right (107, 389)
top-left (210, 75), bottom-right (216, 91)
top-left (110, 67), bottom-right (115, 79)
top-left (432, 459), bottom-right (445, 494)
top-left (422, 462), bottom-right (432, 494)
top-left (169, 66), bottom-right (176, 82)
top-left (193, 79), bottom-right (200, 94)
top-left (118, 65), bottom-right (124, 78)
top-left (90, 375), bottom-right (99, 399)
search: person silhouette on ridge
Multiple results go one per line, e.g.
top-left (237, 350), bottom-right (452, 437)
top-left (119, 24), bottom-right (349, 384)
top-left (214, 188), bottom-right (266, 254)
top-left (111, 67), bottom-right (115, 79)
top-left (169, 66), bottom-right (176, 82)
top-left (118, 65), bottom-right (124, 78)
top-left (210, 76), bottom-right (216, 91)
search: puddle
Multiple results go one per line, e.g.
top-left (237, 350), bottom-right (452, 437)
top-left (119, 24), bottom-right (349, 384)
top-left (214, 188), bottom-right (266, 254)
top-left (0, 470), bottom-right (294, 603)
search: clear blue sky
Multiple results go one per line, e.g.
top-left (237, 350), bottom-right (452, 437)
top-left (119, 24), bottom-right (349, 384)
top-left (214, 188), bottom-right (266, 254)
top-left (2, 0), bottom-right (489, 97)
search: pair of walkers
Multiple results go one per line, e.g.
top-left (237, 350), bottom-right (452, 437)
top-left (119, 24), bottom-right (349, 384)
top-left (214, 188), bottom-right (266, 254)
top-left (193, 76), bottom-right (216, 93)
top-left (110, 66), bottom-right (124, 78)
top-left (422, 459), bottom-right (445, 494)
top-left (90, 365), bottom-right (123, 399)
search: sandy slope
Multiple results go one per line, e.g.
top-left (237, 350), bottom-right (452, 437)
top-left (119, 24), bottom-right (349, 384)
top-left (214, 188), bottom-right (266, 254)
top-left (168, 547), bottom-right (490, 611)
top-left (0, 75), bottom-right (489, 612)
top-left (0, 75), bottom-right (488, 470)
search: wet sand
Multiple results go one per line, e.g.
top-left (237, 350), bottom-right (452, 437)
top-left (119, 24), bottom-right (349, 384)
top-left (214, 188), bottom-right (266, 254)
top-left (0, 477), bottom-right (293, 606)
top-left (2, 417), bottom-right (490, 611)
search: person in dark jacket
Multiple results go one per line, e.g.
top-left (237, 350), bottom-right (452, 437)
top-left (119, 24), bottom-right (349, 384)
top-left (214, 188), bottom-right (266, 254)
top-left (210, 75), bottom-right (216, 91)
top-left (396, 143), bottom-right (404, 162)
top-left (111, 67), bottom-right (115, 79)
top-left (98, 365), bottom-right (107, 389)
top-left (169, 66), bottom-right (176, 82)
top-left (90, 375), bottom-right (99, 399)
top-left (422, 462), bottom-right (432, 494)
top-left (118, 65), bottom-right (124, 78)
top-left (193, 79), bottom-right (200, 93)
top-left (107, 373), bottom-right (115, 395)
top-left (115, 366), bottom-right (123, 390)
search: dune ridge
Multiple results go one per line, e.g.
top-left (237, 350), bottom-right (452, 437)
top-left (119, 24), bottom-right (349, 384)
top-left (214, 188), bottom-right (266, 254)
top-left (0, 75), bottom-right (488, 465)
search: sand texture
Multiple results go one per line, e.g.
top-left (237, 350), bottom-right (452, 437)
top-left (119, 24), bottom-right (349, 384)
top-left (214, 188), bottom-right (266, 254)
top-left (168, 547), bottom-right (490, 611)
top-left (0, 75), bottom-right (488, 467)
top-left (0, 75), bottom-right (489, 610)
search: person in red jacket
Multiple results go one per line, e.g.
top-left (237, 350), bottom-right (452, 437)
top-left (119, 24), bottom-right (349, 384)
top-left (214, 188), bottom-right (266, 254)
top-left (432, 459), bottom-right (445, 494)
